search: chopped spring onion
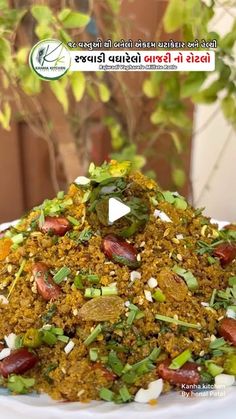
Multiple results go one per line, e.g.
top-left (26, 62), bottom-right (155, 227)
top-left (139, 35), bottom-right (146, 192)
top-left (172, 265), bottom-right (198, 291)
top-left (122, 348), bottom-right (161, 384)
top-left (169, 349), bottom-right (192, 369)
top-left (155, 314), bottom-right (201, 329)
top-left (84, 288), bottom-right (101, 298)
top-left (127, 310), bottom-right (136, 326)
top-left (57, 191), bottom-right (64, 200)
top-left (209, 288), bottom-right (217, 307)
top-left (67, 215), bottom-right (80, 226)
top-left (50, 327), bottom-right (64, 335)
top-left (127, 304), bottom-right (144, 326)
top-left (84, 324), bottom-right (102, 346)
top-left (153, 288), bottom-right (166, 302)
top-left (87, 274), bottom-right (100, 284)
top-left (57, 335), bottom-right (69, 343)
top-left (206, 362), bottom-right (224, 377)
top-left (108, 350), bottom-right (124, 376)
top-left (229, 276), bottom-right (236, 286)
top-left (11, 233), bottom-right (24, 245)
top-left (38, 210), bottom-right (45, 228)
top-left (89, 348), bottom-right (99, 361)
top-left (99, 387), bottom-right (114, 402)
top-left (53, 267), bottom-right (71, 284)
top-left (41, 330), bottom-right (57, 346)
top-left (149, 347), bottom-right (162, 362)
top-left (101, 286), bottom-right (117, 296)
top-left (119, 385), bottom-right (132, 402)
top-left (7, 259), bottom-right (26, 299)
top-left (74, 275), bottom-right (84, 289)
top-left (7, 375), bottom-right (35, 394)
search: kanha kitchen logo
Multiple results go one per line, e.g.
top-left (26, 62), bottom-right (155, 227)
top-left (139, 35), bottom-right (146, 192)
top-left (29, 39), bottom-right (71, 80)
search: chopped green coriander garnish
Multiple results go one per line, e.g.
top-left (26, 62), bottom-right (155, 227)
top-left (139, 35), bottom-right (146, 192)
top-left (53, 267), bottom-right (71, 284)
top-left (169, 349), bottom-right (192, 369)
top-left (7, 375), bottom-right (35, 394)
top-left (229, 276), bottom-right (236, 286)
top-left (57, 191), bottom-right (64, 200)
top-left (78, 228), bottom-right (93, 243)
top-left (119, 385), bottom-right (132, 402)
top-left (155, 314), bottom-right (201, 329)
top-left (11, 233), bottom-right (24, 245)
top-left (89, 347), bottom-right (99, 361)
top-left (67, 215), bottom-right (80, 226)
top-left (108, 350), bottom-right (124, 376)
top-left (172, 265), bottom-right (198, 291)
top-left (153, 288), bottom-right (166, 302)
top-left (84, 324), bottom-right (102, 346)
top-left (99, 387), bottom-right (114, 402)
top-left (207, 256), bottom-right (216, 265)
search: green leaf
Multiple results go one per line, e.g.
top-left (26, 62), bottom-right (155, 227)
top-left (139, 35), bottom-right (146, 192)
top-left (16, 47), bottom-right (30, 64)
top-left (70, 72), bottom-right (86, 102)
top-left (0, 37), bottom-right (11, 64)
top-left (20, 69), bottom-right (41, 95)
top-left (219, 22), bottom-right (236, 50)
top-left (163, 0), bottom-right (184, 33)
top-left (31, 5), bottom-right (53, 24)
top-left (58, 8), bottom-right (90, 28)
top-left (172, 168), bottom-right (186, 188)
top-left (169, 110), bottom-right (191, 129)
top-left (59, 29), bottom-right (71, 44)
top-left (181, 72), bottom-right (206, 98)
top-left (0, 102), bottom-right (11, 131)
top-left (193, 80), bottom-right (224, 104)
top-left (35, 24), bottom-right (53, 40)
top-left (170, 131), bottom-right (183, 154)
top-left (150, 107), bottom-right (167, 125)
top-left (50, 80), bottom-right (69, 113)
top-left (221, 96), bottom-right (236, 123)
top-left (98, 82), bottom-right (111, 103)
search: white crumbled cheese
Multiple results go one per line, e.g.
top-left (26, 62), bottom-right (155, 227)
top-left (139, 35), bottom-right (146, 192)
top-left (153, 209), bottom-right (172, 223)
top-left (0, 348), bottom-right (11, 360)
top-left (130, 271), bottom-right (141, 282)
top-left (176, 234), bottom-right (184, 240)
top-left (74, 176), bottom-right (90, 185)
top-left (201, 302), bottom-right (209, 307)
top-left (4, 333), bottom-right (17, 350)
top-left (147, 277), bottom-right (158, 289)
top-left (124, 301), bottom-right (131, 307)
top-left (134, 378), bottom-right (163, 403)
top-left (0, 295), bottom-right (9, 304)
top-left (226, 308), bottom-right (236, 319)
top-left (64, 340), bottom-right (75, 354)
top-left (215, 374), bottom-right (235, 388)
top-left (144, 290), bottom-right (153, 302)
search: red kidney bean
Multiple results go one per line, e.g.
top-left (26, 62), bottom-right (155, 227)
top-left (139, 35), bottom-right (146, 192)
top-left (213, 243), bottom-right (236, 266)
top-left (40, 216), bottom-right (71, 236)
top-left (32, 262), bottom-right (61, 301)
top-left (218, 318), bottom-right (236, 346)
top-left (93, 362), bottom-right (116, 381)
top-left (0, 348), bottom-right (38, 378)
top-left (157, 359), bottom-right (200, 386)
top-left (102, 234), bottom-right (139, 268)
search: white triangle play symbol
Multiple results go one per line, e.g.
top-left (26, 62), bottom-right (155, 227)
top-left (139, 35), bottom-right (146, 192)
top-left (108, 198), bottom-right (131, 223)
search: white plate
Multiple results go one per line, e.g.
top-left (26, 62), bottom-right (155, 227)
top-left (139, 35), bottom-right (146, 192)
top-left (0, 219), bottom-right (235, 419)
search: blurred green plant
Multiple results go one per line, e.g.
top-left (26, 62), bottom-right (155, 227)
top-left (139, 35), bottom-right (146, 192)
top-left (0, 0), bottom-right (235, 190)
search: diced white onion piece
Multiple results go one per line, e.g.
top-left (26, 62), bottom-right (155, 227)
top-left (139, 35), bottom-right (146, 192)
top-left (226, 308), bottom-right (236, 319)
top-left (144, 290), bottom-right (153, 302)
top-left (0, 295), bottom-right (9, 304)
top-left (4, 333), bottom-right (17, 350)
top-left (135, 378), bottom-right (163, 403)
top-left (0, 348), bottom-right (11, 360)
top-left (74, 176), bottom-right (90, 186)
top-left (176, 234), bottom-right (184, 240)
top-left (153, 210), bottom-right (172, 223)
top-left (64, 340), bottom-right (75, 354)
top-left (201, 302), bottom-right (209, 307)
top-left (215, 374), bottom-right (235, 388)
top-left (147, 277), bottom-right (158, 288)
top-left (130, 271), bottom-right (141, 282)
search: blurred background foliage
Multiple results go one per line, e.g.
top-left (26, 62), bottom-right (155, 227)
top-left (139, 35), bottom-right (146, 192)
top-left (0, 0), bottom-right (235, 195)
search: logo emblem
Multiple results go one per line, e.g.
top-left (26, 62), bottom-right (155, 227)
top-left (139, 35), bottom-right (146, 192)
top-left (29, 39), bottom-right (71, 80)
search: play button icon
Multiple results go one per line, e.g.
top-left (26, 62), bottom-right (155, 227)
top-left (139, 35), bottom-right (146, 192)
top-left (108, 198), bottom-right (131, 223)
